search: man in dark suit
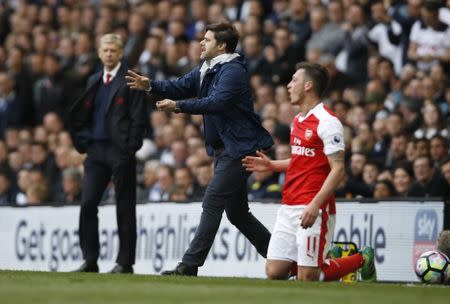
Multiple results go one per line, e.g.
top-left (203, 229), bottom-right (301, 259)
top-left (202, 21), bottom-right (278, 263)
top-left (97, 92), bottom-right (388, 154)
top-left (126, 22), bottom-right (274, 276)
top-left (69, 33), bottom-right (147, 274)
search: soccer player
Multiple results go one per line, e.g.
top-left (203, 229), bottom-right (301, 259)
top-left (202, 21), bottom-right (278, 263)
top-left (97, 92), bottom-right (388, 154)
top-left (243, 62), bottom-right (377, 281)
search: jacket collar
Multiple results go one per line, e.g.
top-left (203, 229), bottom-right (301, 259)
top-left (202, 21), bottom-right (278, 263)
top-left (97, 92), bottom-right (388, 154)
top-left (199, 53), bottom-right (240, 85)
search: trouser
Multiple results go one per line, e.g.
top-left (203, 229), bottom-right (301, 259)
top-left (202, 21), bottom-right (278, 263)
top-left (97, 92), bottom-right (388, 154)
top-left (182, 148), bottom-right (271, 267)
top-left (79, 141), bottom-right (137, 266)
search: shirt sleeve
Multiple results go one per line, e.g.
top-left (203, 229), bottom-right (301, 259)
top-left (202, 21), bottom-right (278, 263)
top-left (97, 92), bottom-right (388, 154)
top-left (317, 117), bottom-right (345, 155)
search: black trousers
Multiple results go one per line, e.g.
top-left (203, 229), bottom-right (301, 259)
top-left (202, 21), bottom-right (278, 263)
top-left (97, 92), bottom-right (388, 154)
top-left (182, 148), bottom-right (271, 267)
top-left (79, 141), bottom-right (137, 266)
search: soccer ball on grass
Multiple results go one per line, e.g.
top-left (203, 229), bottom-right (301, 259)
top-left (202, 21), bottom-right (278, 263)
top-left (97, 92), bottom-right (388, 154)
top-left (415, 250), bottom-right (449, 284)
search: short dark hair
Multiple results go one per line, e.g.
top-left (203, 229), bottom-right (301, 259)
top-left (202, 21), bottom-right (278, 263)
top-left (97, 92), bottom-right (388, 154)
top-left (423, 0), bottom-right (443, 11)
top-left (431, 134), bottom-right (449, 148)
top-left (205, 22), bottom-right (239, 53)
top-left (296, 62), bottom-right (329, 98)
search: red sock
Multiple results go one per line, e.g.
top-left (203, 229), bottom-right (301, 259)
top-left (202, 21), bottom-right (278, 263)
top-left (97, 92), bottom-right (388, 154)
top-left (320, 253), bottom-right (364, 281)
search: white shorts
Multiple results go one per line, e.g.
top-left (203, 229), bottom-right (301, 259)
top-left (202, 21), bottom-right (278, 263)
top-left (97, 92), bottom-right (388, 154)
top-left (267, 204), bottom-right (336, 267)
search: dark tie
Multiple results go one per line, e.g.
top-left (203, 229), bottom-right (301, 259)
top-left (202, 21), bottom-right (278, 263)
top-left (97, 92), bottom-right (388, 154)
top-left (105, 73), bottom-right (111, 85)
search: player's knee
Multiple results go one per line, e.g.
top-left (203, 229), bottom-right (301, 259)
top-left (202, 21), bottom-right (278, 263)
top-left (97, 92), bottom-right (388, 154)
top-left (266, 265), bottom-right (289, 280)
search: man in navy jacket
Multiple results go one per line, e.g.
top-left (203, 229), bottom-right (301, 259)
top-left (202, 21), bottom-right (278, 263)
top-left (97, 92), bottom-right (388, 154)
top-left (69, 33), bottom-right (147, 274)
top-left (127, 22), bottom-right (274, 276)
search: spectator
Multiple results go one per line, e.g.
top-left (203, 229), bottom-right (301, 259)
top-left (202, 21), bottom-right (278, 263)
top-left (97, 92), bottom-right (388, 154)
top-left (368, 1), bottom-right (403, 75)
top-left (57, 167), bottom-right (82, 204)
top-left (405, 138), bottom-right (417, 163)
top-left (371, 118), bottom-right (389, 165)
top-left (286, 0), bottom-right (311, 58)
top-left (33, 53), bottom-right (66, 124)
top-left (137, 34), bottom-right (164, 81)
top-left (186, 0), bottom-right (208, 41)
top-left (389, 0), bottom-right (422, 65)
top-left (148, 164), bottom-right (174, 201)
top-left (430, 135), bottom-right (448, 166)
top-left (6, 46), bottom-right (34, 124)
top-left (373, 179), bottom-right (397, 199)
top-left (393, 162), bottom-right (415, 197)
top-left (31, 142), bottom-right (57, 187)
top-left (195, 161), bottom-right (213, 196)
top-left (7, 151), bottom-right (22, 175)
top-left (415, 137), bottom-right (430, 157)
top-left (320, 54), bottom-right (353, 101)
top-left (26, 183), bottom-right (48, 205)
top-left (123, 12), bottom-right (147, 68)
top-left (349, 152), bottom-right (367, 182)
top-left (0, 71), bottom-right (23, 138)
top-left (385, 133), bottom-right (408, 169)
top-left (173, 166), bottom-right (203, 201)
top-left (264, 26), bottom-right (302, 86)
top-left (242, 33), bottom-right (267, 76)
top-left (137, 160), bottom-right (160, 203)
top-left (0, 170), bottom-right (16, 205)
top-left (362, 161), bottom-right (380, 191)
top-left (408, 0), bottom-right (450, 72)
top-left (339, 3), bottom-right (369, 84)
top-left (414, 102), bottom-right (448, 139)
top-left (408, 155), bottom-right (448, 197)
top-left (0, 140), bottom-right (12, 175)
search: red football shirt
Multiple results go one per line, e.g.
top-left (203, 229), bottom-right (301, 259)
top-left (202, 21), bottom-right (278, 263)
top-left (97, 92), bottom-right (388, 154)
top-left (282, 103), bottom-right (344, 215)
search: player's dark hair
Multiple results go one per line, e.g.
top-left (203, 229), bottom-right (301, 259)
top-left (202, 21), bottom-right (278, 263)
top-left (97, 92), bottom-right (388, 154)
top-left (205, 22), bottom-right (239, 53)
top-left (296, 62), bottom-right (329, 98)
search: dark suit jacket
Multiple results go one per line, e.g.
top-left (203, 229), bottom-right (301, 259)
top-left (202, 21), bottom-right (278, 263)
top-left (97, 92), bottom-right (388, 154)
top-left (151, 56), bottom-right (274, 159)
top-left (68, 64), bottom-right (147, 154)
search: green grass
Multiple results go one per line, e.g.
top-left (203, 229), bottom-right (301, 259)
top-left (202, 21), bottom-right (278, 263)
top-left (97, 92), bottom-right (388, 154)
top-left (0, 271), bottom-right (448, 304)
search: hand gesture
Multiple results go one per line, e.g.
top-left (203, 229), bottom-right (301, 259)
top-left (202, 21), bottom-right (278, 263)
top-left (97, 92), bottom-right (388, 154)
top-left (126, 70), bottom-right (150, 90)
top-left (242, 151), bottom-right (273, 172)
top-left (299, 204), bottom-right (320, 229)
top-left (156, 99), bottom-right (176, 112)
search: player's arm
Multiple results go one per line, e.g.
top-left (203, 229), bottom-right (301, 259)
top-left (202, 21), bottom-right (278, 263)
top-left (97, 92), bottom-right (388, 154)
top-left (242, 151), bottom-right (290, 173)
top-left (300, 150), bottom-right (345, 228)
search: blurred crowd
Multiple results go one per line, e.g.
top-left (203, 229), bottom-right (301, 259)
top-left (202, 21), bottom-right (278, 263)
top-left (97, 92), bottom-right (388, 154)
top-left (0, 0), bottom-right (449, 206)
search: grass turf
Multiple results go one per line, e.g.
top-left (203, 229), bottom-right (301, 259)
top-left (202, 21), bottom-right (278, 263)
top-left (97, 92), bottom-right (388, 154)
top-left (0, 270), bottom-right (448, 304)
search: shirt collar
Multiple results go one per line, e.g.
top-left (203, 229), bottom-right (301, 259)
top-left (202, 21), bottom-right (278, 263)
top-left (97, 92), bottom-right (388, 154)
top-left (201, 53), bottom-right (239, 72)
top-left (103, 62), bottom-right (121, 83)
top-left (297, 102), bottom-right (323, 122)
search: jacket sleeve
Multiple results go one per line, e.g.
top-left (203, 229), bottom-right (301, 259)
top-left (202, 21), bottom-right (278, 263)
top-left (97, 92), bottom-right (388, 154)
top-left (177, 63), bottom-right (245, 114)
top-left (151, 67), bottom-right (199, 100)
top-left (127, 88), bottom-right (148, 153)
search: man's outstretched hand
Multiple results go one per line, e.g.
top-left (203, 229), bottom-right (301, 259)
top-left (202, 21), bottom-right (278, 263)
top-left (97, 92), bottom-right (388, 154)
top-left (126, 70), bottom-right (150, 91)
top-left (242, 151), bottom-right (273, 172)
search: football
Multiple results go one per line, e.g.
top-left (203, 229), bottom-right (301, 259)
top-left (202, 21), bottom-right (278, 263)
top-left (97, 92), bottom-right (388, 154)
top-left (415, 250), bottom-right (450, 284)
